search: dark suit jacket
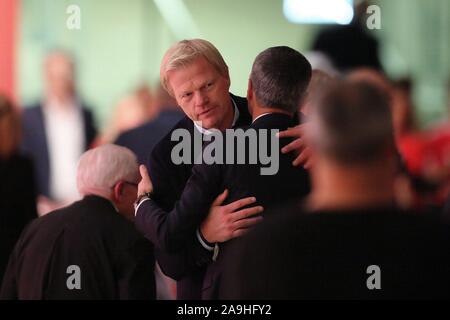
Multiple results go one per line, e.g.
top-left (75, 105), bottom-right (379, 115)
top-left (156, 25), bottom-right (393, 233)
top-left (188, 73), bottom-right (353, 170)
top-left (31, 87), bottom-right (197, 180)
top-left (136, 112), bottom-right (310, 299)
top-left (0, 154), bottom-right (37, 283)
top-left (0, 196), bottom-right (155, 300)
top-left (114, 109), bottom-right (184, 164)
top-left (21, 103), bottom-right (97, 199)
top-left (443, 194), bottom-right (450, 223)
top-left (137, 94), bottom-right (251, 299)
top-left (220, 205), bottom-right (450, 299)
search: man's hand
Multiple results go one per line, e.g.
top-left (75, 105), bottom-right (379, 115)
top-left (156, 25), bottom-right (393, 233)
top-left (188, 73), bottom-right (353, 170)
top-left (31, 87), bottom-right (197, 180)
top-left (137, 164), bottom-right (153, 196)
top-left (200, 190), bottom-right (264, 243)
top-left (277, 123), bottom-right (314, 169)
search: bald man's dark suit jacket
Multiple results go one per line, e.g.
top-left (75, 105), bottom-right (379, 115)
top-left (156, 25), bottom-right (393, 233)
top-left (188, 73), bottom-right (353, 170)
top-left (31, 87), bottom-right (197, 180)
top-left (0, 196), bottom-right (155, 300)
top-left (136, 112), bottom-right (310, 299)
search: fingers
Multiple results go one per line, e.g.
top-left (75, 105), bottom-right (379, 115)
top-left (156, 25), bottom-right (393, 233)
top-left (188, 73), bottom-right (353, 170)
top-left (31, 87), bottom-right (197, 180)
top-left (226, 196), bottom-right (257, 212)
top-left (138, 165), bottom-right (153, 194)
top-left (139, 165), bottom-right (150, 180)
top-left (230, 228), bottom-right (250, 239)
top-left (212, 189), bottom-right (228, 206)
top-left (292, 146), bottom-right (312, 167)
top-left (230, 206), bottom-right (264, 221)
top-left (228, 216), bottom-right (264, 241)
top-left (276, 126), bottom-right (301, 138)
top-left (232, 216), bottom-right (263, 230)
top-left (304, 155), bottom-right (315, 169)
top-left (281, 137), bottom-right (305, 154)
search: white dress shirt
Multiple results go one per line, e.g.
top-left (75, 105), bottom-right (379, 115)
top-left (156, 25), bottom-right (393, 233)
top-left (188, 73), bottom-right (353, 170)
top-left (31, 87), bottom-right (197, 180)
top-left (43, 100), bottom-right (85, 202)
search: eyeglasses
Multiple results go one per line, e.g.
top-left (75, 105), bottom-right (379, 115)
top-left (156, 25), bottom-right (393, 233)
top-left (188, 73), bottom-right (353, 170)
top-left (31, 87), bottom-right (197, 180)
top-left (110, 180), bottom-right (138, 189)
top-left (124, 181), bottom-right (138, 188)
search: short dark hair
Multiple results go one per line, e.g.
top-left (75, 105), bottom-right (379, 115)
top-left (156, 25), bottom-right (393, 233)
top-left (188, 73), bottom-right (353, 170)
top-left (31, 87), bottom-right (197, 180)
top-left (310, 81), bottom-right (394, 164)
top-left (250, 46), bottom-right (312, 113)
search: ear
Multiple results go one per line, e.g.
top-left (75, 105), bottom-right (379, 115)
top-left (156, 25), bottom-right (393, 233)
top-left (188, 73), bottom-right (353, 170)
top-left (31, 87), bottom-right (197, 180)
top-left (247, 79), bottom-right (253, 101)
top-left (223, 70), bottom-right (231, 89)
top-left (112, 181), bottom-right (124, 202)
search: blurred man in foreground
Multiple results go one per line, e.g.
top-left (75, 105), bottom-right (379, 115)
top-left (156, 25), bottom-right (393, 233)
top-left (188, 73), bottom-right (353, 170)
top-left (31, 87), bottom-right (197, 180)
top-left (221, 81), bottom-right (450, 299)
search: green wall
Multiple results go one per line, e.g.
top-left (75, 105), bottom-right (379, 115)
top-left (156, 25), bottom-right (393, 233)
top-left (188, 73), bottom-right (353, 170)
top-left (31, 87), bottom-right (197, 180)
top-left (376, 0), bottom-right (450, 127)
top-left (18, 0), bottom-right (450, 128)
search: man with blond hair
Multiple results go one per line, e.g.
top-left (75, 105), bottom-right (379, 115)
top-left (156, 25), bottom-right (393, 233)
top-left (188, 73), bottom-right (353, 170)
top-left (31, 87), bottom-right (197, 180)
top-left (136, 46), bottom-right (312, 299)
top-left (135, 39), bottom-right (254, 299)
top-left (135, 39), bottom-right (309, 299)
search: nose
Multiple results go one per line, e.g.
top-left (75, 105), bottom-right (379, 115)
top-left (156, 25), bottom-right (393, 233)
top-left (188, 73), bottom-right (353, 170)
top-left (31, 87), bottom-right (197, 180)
top-left (194, 91), bottom-right (209, 107)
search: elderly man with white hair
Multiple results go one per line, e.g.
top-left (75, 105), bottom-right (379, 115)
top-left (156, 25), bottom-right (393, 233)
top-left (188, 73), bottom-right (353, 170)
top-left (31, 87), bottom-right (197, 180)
top-left (0, 144), bottom-right (155, 300)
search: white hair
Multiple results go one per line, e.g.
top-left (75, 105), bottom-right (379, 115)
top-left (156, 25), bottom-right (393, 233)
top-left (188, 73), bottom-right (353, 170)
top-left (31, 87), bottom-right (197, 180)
top-left (77, 144), bottom-right (139, 197)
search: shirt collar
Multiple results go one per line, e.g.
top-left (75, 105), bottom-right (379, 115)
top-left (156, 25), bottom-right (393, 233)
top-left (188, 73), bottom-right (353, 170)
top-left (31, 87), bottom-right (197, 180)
top-left (44, 97), bottom-right (80, 112)
top-left (194, 98), bottom-right (240, 135)
top-left (252, 112), bottom-right (271, 124)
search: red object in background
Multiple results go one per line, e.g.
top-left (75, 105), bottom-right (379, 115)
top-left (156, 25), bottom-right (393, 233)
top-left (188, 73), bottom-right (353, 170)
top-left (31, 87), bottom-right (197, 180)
top-left (399, 125), bottom-right (450, 176)
top-left (398, 133), bottom-right (428, 175)
top-left (398, 123), bottom-right (450, 206)
top-left (0, 0), bottom-right (17, 102)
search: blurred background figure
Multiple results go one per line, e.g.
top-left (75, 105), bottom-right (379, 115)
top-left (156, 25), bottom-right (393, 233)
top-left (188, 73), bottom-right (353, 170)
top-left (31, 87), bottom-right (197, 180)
top-left (392, 78), bottom-right (450, 213)
top-left (347, 69), bottom-right (450, 216)
top-left (391, 79), bottom-right (417, 139)
top-left (299, 69), bottom-right (334, 120)
top-left (114, 84), bottom-right (182, 300)
top-left (0, 94), bottom-right (37, 284)
top-left (21, 50), bottom-right (97, 216)
top-left (311, 0), bottom-right (383, 73)
top-left (304, 52), bottom-right (339, 77)
top-left (98, 84), bottom-right (157, 145)
top-left (114, 84), bottom-right (183, 164)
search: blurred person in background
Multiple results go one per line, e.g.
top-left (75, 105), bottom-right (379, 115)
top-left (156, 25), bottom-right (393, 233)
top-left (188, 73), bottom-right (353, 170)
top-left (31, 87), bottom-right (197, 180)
top-left (391, 78), bottom-right (450, 213)
top-left (114, 84), bottom-right (183, 165)
top-left (114, 84), bottom-right (183, 299)
top-left (299, 69), bottom-right (334, 120)
top-left (391, 79), bottom-right (417, 139)
top-left (311, 0), bottom-right (383, 73)
top-left (0, 95), bottom-right (37, 285)
top-left (21, 50), bottom-right (97, 216)
top-left (0, 144), bottom-right (155, 300)
top-left (346, 70), bottom-right (417, 210)
top-left (99, 84), bottom-right (157, 145)
top-left (348, 70), bottom-right (450, 218)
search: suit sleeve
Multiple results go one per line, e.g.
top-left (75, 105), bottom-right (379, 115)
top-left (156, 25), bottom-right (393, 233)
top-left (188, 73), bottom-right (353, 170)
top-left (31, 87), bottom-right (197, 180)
top-left (135, 160), bottom-right (223, 253)
top-left (134, 145), bottom-right (223, 280)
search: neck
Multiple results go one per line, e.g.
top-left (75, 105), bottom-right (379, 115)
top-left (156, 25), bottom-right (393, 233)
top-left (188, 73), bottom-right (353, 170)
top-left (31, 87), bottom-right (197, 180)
top-left (308, 158), bottom-right (396, 211)
top-left (81, 188), bottom-right (112, 202)
top-left (251, 105), bottom-right (292, 121)
top-left (217, 97), bottom-right (235, 131)
top-left (46, 93), bottom-right (75, 108)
